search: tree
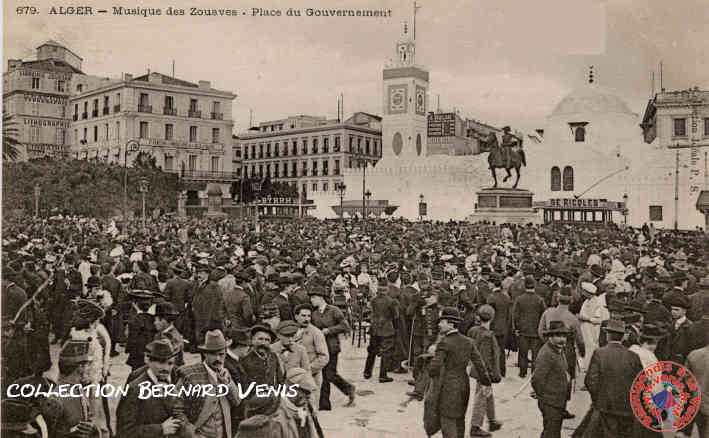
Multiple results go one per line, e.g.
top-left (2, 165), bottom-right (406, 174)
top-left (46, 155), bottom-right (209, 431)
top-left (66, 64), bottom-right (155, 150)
top-left (3, 114), bottom-right (22, 162)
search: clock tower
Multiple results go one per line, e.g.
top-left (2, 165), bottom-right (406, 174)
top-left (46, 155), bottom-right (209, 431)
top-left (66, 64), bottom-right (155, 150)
top-left (382, 23), bottom-right (429, 160)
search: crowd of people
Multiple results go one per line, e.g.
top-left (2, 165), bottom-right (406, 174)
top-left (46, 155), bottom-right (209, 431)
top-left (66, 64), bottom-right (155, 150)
top-left (1, 215), bottom-right (708, 438)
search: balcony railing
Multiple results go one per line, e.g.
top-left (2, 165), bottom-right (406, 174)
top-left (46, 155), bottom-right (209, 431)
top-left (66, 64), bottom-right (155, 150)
top-left (91, 109), bottom-right (99, 117)
top-left (211, 112), bottom-right (223, 120)
top-left (168, 169), bottom-right (240, 181)
top-left (138, 105), bottom-right (152, 113)
top-left (82, 112), bottom-right (88, 120)
top-left (102, 107), bottom-right (109, 115)
top-left (188, 110), bottom-right (201, 118)
top-left (113, 104), bottom-right (121, 112)
top-left (164, 107), bottom-right (177, 116)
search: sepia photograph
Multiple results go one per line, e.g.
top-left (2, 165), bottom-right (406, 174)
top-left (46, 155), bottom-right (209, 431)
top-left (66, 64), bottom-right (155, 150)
top-left (1, 0), bottom-right (708, 437)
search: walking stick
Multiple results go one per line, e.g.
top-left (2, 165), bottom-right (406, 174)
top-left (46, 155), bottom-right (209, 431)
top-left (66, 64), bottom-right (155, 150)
top-left (512, 376), bottom-right (532, 398)
top-left (406, 317), bottom-right (415, 371)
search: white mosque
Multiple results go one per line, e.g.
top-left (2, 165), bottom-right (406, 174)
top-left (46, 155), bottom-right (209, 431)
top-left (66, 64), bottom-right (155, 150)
top-left (308, 30), bottom-right (707, 229)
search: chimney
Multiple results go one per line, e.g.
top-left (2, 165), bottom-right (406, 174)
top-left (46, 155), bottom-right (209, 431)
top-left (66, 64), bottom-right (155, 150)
top-left (198, 80), bottom-right (211, 89)
top-left (7, 59), bottom-right (22, 70)
top-left (123, 73), bottom-right (133, 81)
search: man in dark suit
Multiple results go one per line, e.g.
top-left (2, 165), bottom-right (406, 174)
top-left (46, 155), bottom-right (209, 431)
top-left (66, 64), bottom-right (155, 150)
top-left (532, 321), bottom-right (570, 438)
top-left (175, 329), bottom-right (242, 438)
top-left (191, 265), bottom-right (226, 345)
top-left (486, 282), bottom-right (511, 378)
top-left (512, 275), bottom-right (546, 378)
top-left (162, 264), bottom-right (192, 334)
top-left (116, 338), bottom-right (183, 437)
top-left (686, 295), bottom-right (709, 353)
top-left (363, 280), bottom-right (398, 382)
top-left (585, 319), bottom-right (644, 437)
top-left (429, 307), bottom-right (491, 438)
top-left (270, 285), bottom-right (293, 321)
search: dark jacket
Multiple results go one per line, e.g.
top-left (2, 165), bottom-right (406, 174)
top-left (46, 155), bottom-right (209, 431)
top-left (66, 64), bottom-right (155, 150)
top-left (486, 290), bottom-right (512, 337)
top-left (532, 341), bottom-right (569, 408)
top-left (126, 311), bottom-right (156, 369)
top-left (271, 293), bottom-right (293, 321)
top-left (686, 316), bottom-right (709, 353)
top-left (192, 280), bottom-right (226, 340)
top-left (1, 280), bottom-right (27, 320)
top-left (657, 318), bottom-right (692, 363)
top-left (116, 368), bottom-right (178, 438)
top-left (163, 277), bottom-right (192, 313)
top-left (512, 291), bottom-right (546, 337)
top-left (467, 325), bottom-right (501, 383)
top-left (429, 329), bottom-right (491, 418)
top-left (224, 285), bottom-right (255, 329)
top-left (369, 293), bottom-right (398, 337)
top-left (585, 342), bottom-right (643, 416)
top-left (311, 304), bottom-right (349, 355)
top-left (240, 348), bottom-right (285, 388)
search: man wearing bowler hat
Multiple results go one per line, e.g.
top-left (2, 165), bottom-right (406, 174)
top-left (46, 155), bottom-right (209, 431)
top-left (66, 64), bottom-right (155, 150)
top-left (175, 329), bottom-right (242, 438)
top-left (584, 319), bottom-right (643, 437)
top-left (116, 338), bottom-right (183, 437)
top-left (191, 264), bottom-right (227, 349)
top-left (240, 324), bottom-right (285, 387)
top-left (224, 327), bottom-right (251, 433)
top-left (429, 306), bottom-right (491, 438)
top-left (532, 321), bottom-right (571, 438)
top-left (163, 263), bottom-right (193, 334)
top-left (154, 301), bottom-right (185, 366)
top-left (125, 289), bottom-right (158, 371)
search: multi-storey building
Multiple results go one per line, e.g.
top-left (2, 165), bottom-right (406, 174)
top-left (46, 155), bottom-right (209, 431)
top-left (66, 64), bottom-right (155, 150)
top-left (237, 112), bottom-right (382, 197)
top-left (70, 71), bottom-right (237, 200)
top-left (4, 41), bottom-right (83, 160)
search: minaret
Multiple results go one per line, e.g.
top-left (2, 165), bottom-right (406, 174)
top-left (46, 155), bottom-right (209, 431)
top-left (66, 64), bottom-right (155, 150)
top-left (381, 21), bottom-right (429, 160)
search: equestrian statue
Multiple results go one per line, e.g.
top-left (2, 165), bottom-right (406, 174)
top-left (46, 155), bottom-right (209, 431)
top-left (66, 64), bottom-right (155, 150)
top-left (484, 126), bottom-right (526, 189)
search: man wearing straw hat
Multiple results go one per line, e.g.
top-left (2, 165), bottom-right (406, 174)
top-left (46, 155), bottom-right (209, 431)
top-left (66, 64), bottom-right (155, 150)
top-left (175, 329), bottom-right (242, 438)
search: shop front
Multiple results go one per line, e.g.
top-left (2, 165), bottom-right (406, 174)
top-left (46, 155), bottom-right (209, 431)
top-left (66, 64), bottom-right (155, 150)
top-left (536, 198), bottom-right (626, 225)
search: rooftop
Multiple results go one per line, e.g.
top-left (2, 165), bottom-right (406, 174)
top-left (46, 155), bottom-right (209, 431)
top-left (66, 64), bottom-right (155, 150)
top-left (14, 58), bottom-right (84, 75)
top-left (551, 83), bottom-right (634, 117)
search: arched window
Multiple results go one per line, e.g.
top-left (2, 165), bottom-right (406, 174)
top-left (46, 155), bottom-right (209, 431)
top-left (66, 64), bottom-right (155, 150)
top-left (551, 166), bottom-right (561, 191)
top-left (575, 126), bottom-right (585, 142)
top-left (563, 166), bottom-right (574, 191)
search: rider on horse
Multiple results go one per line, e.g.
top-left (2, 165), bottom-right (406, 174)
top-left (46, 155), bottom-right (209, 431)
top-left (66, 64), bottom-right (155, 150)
top-left (501, 126), bottom-right (517, 169)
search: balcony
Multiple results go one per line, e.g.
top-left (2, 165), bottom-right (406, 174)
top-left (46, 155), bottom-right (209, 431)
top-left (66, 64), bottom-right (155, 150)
top-left (113, 104), bottom-right (121, 113)
top-left (188, 110), bottom-right (201, 118)
top-left (102, 107), bottom-right (109, 115)
top-left (168, 169), bottom-right (240, 182)
top-left (211, 112), bottom-right (223, 120)
top-left (73, 114), bottom-right (78, 121)
top-left (92, 109), bottom-right (99, 117)
top-left (138, 105), bottom-right (152, 113)
top-left (164, 107), bottom-right (177, 116)
top-left (82, 112), bottom-right (88, 120)
top-left (334, 169), bottom-right (341, 175)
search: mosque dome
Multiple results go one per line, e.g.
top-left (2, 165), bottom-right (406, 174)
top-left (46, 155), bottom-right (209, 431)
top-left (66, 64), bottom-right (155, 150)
top-left (551, 83), bottom-right (635, 117)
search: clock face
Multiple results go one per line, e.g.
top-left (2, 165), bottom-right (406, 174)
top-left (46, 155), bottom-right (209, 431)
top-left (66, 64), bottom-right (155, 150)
top-left (388, 85), bottom-right (407, 114)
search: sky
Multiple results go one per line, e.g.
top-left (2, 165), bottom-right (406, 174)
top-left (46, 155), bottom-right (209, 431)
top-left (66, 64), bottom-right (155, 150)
top-left (4, 0), bottom-right (709, 134)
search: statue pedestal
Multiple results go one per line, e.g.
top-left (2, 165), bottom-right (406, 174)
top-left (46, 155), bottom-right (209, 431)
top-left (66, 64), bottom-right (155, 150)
top-left (204, 185), bottom-right (227, 219)
top-left (177, 192), bottom-right (187, 218)
top-left (469, 188), bottom-right (541, 225)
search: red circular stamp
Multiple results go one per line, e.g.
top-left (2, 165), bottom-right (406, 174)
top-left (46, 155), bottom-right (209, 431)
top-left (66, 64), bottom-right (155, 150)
top-left (629, 361), bottom-right (702, 433)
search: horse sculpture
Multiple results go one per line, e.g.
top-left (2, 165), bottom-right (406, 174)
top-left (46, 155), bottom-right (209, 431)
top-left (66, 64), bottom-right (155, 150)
top-left (485, 131), bottom-right (526, 189)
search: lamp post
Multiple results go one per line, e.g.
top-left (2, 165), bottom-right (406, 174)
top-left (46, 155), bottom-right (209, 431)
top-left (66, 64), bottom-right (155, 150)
top-left (419, 193), bottom-right (425, 221)
top-left (123, 140), bottom-right (140, 232)
top-left (335, 181), bottom-right (346, 220)
top-left (622, 193), bottom-right (628, 225)
top-left (351, 151), bottom-right (369, 219)
top-left (251, 180), bottom-right (262, 235)
top-left (34, 184), bottom-right (40, 218)
top-left (137, 177), bottom-right (149, 228)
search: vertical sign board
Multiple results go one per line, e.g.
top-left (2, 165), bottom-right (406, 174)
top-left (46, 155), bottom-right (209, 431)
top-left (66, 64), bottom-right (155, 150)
top-left (419, 202), bottom-right (427, 217)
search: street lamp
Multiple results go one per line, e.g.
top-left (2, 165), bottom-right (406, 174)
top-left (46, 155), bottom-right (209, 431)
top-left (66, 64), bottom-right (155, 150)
top-left (137, 177), bottom-right (149, 228)
top-left (419, 193), bottom-right (425, 221)
top-left (251, 180), bottom-right (262, 234)
top-left (364, 189), bottom-right (372, 218)
top-left (335, 181), bottom-right (346, 220)
top-left (34, 184), bottom-right (40, 218)
top-left (622, 193), bottom-right (628, 225)
top-left (123, 140), bottom-right (140, 232)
